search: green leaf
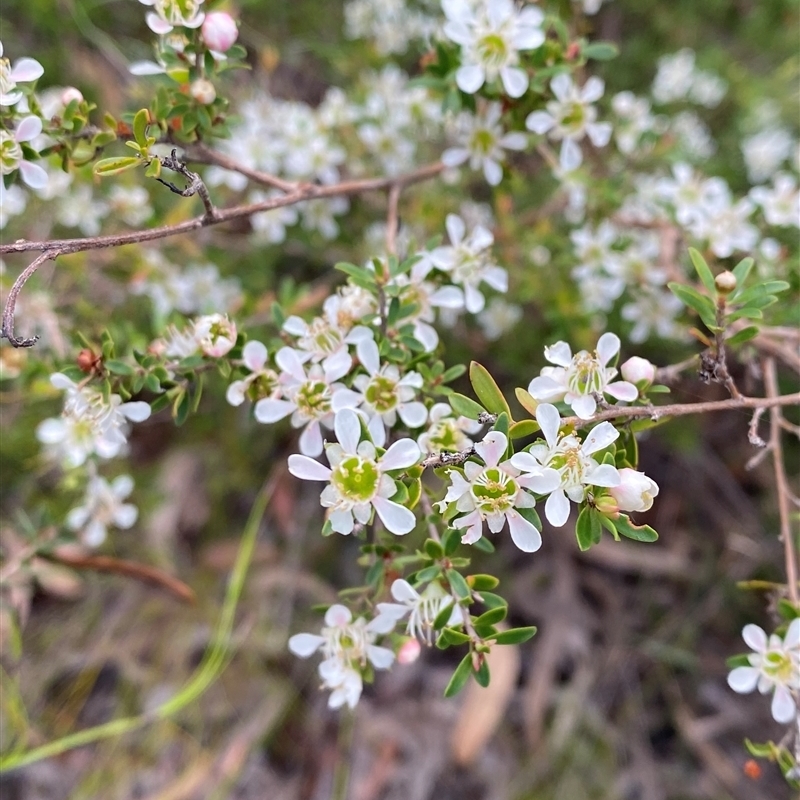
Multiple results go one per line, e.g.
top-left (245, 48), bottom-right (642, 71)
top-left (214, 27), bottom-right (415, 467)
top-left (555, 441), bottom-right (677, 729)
top-left (477, 592), bottom-right (507, 610)
top-left (492, 626), bottom-right (538, 645)
top-left (414, 565), bottom-right (442, 583)
top-left (433, 603), bottom-right (456, 631)
top-left (446, 568), bottom-right (472, 601)
top-left (615, 514), bottom-right (658, 542)
top-left (144, 158), bottom-right (161, 179)
top-left (492, 411), bottom-right (510, 443)
top-left (442, 526), bottom-right (461, 556)
top-left (407, 478), bottom-right (421, 509)
top-left (732, 280), bottom-right (789, 305)
top-left (474, 659), bottom-right (490, 688)
top-left (469, 362), bottom-right (512, 419)
top-left (133, 108), bottom-right (149, 145)
top-left (732, 256), bottom-right (754, 286)
top-left (449, 392), bottom-right (486, 420)
top-left (688, 248), bottom-right (716, 294)
top-left (667, 283), bottom-right (717, 329)
top-left (444, 654), bottom-right (474, 697)
top-left (725, 326), bottom-right (760, 346)
top-left (424, 538), bottom-right (444, 560)
top-left (514, 387), bottom-right (538, 417)
top-left (467, 574), bottom-right (499, 591)
top-left (173, 390), bottom-right (190, 426)
top-left (93, 156), bottom-right (140, 176)
top-left (516, 505), bottom-right (542, 532)
top-left (582, 41), bottom-right (619, 60)
top-left (440, 626), bottom-right (470, 644)
top-left (575, 506), bottom-right (602, 551)
top-left (441, 364), bottom-right (467, 383)
top-left (474, 606), bottom-right (507, 627)
top-left (104, 359), bottom-right (134, 376)
top-left (727, 307), bottom-right (763, 322)
top-left (471, 536), bottom-right (495, 553)
top-left (510, 419), bottom-right (539, 439)
top-left (777, 599), bottom-right (800, 621)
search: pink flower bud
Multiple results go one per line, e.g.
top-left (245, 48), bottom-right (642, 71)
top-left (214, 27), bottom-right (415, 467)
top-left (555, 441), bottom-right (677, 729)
top-left (190, 78), bottom-right (216, 105)
top-left (61, 87), bottom-right (84, 106)
top-left (397, 638), bottom-right (421, 665)
top-left (201, 12), bottom-right (238, 52)
top-left (620, 356), bottom-right (656, 386)
top-left (609, 468), bottom-right (659, 513)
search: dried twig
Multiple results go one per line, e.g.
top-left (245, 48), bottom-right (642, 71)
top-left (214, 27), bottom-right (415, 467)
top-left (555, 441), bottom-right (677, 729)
top-left (156, 148), bottom-right (218, 221)
top-left (1, 251), bottom-right (60, 347)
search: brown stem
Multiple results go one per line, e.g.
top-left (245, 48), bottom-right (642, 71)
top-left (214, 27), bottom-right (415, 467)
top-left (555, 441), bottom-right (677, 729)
top-left (156, 149), bottom-right (218, 221)
top-left (763, 358), bottom-right (799, 606)
top-left (1, 251), bottom-right (58, 347)
top-left (385, 183), bottom-right (402, 258)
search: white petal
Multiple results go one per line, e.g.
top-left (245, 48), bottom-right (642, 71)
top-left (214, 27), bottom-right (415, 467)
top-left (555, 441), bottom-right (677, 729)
top-left (322, 348), bottom-right (352, 381)
top-left (275, 346), bottom-right (307, 379)
top-left (367, 414), bottom-right (386, 448)
top-left (288, 632), bottom-right (325, 657)
top-left (771, 685), bottom-right (796, 723)
top-left (366, 644), bottom-right (395, 670)
top-left (726, 666), bottom-right (759, 693)
top-left (19, 161), bottom-right (49, 190)
top-left (587, 121), bottom-right (613, 148)
top-left (445, 213), bottom-right (465, 246)
top-left (570, 394), bottom-right (597, 420)
top-left (596, 332), bottom-right (620, 365)
top-left (742, 624), bottom-right (768, 652)
top-left (483, 158), bottom-right (503, 187)
top-left (500, 67), bottom-right (528, 99)
top-left (551, 73), bottom-right (573, 102)
top-left (381, 438), bottom-right (421, 471)
top-left (113, 504), bottom-right (138, 529)
top-left (544, 341), bottom-right (572, 367)
top-left (559, 139), bottom-right (583, 171)
top-left (371, 496), bottom-right (416, 534)
top-left (606, 381), bottom-right (638, 402)
top-left (500, 132), bottom-right (528, 151)
top-left (282, 315), bottom-right (308, 336)
top-left (581, 76), bottom-right (605, 103)
top-left (585, 463), bottom-right (621, 488)
top-left (299, 421), bottom-right (323, 456)
top-left (329, 508), bottom-right (355, 534)
top-left (325, 604), bottom-right (352, 626)
top-left (398, 402), bottom-right (428, 429)
top-left (129, 60), bottom-right (166, 76)
top-left (15, 115), bottom-right (42, 142)
top-left (507, 510), bottom-right (542, 553)
top-left (581, 421), bottom-right (619, 454)
top-left (254, 397), bottom-right (294, 423)
top-left (475, 431), bottom-right (508, 467)
top-left (120, 401), bottom-right (151, 422)
top-left (10, 58), bottom-right (44, 83)
top-left (145, 12), bottom-right (173, 34)
top-left (456, 64), bottom-right (486, 95)
top-left (358, 337), bottom-right (380, 376)
top-left (527, 375), bottom-right (565, 402)
top-left (242, 340), bottom-right (268, 370)
top-left (545, 490), bottom-right (570, 527)
top-left (519, 467), bottom-right (561, 495)
top-left (226, 380), bottom-right (247, 406)
top-left (390, 579), bottom-right (419, 603)
top-left (509, 452), bottom-right (542, 473)
top-left (331, 388), bottom-right (362, 412)
top-left (785, 618), bottom-right (800, 648)
top-left (525, 110), bottom-right (554, 135)
top-left (536, 403), bottom-right (562, 448)
top-left (111, 474), bottom-right (135, 498)
top-left (441, 147), bottom-right (469, 168)
top-left (288, 454), bottom-right (332, 481)
top-left (334, 408), bottom-right (361, 454)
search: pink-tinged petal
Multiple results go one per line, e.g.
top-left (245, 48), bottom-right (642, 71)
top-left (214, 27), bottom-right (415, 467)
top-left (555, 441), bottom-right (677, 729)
top-left (381, 438), bottom-right (421, 471)
top-left (475, 431), bottom-right (508, 467)
top-left (525, 110), bottom-right (554, 135)
top-left (606, 381), bottom-right (638, 402)
top-left (456, 64), bottom-right (485, 95)
top-left (500, 66), bottom-right (528, 99)
top-left (726, 666), bottom-right (759, 693)
top-left (771, 685), bottom-right (796, 723)
top-left (299, 420), bottom-right (323, 456)
top-left (145, 12), bottom-right (173, 34)
top-left (483, 158), bottom-right (503, 187)
top-left (528, 375), bottom-right (565, 401)
top-left (390, 578), bottom-right (420, 603)
top-left (366, 644), bottom-right (395, 670)
top-left (581, 76), bottom-right (605, 104)
top-left (742, 624), bottom-right (768, 653)
top-left (545, 490), bottom-right (571, 527)
top-left (288, 632), bottom-right (325, 657)
top-left (275, 346), bottom-right (307, 379)
top-left (10, 58), bottom-right (44, 83)
top-left (570, 394), bottom-right (596, 420)
top-left (254, 397), bottom-right (294, 423)
top-left (19, 160), bottom-right (49, 190)
top-left (581, 421), bottom-right (619, 454)
top-left (536, 403), bottom-right (562, 448)
top-left (15, 115), bottom-right (42, 142)
top-left (371, 495), bottom-right (416, 535)
top-left (334, 408), bottom-right (361, 454)
top-left (596, 332), bottom-right (620, 365)
top-left (585, 463), bottom-right (621, 488)
top-left (288, 454), bottom-right (331, 482)
top-left (544, 341), bottom-right (572, 367)
top-left (242, 340), bottom-right (268, 370)
top-left (445, 214), bottom-right (466, 246)
top-left (507, 510), bottom-right (542, 553)
top-left (325, 604), bottom-right (352, 626)
top-left (454, 510), bottom-right (484, 544)
top-left (120, 401), bottom-right (151, 422)
top-left (398, 402), bottom-right (428, 429)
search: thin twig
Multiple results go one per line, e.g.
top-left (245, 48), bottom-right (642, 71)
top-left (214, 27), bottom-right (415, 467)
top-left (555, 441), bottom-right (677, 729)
top-left (1, 251), bottom-right (59, 346)
top-left (385, 183), bottom-right (402, 257)
top-left (184, 142), bottom-right (299, 193)
top-left (747, 406), bottom-right (767, 448)
top-left (654, 354), bottom-right (699, 385)
top-left (156, 149), bottom-right (218, 221)
top-left (764, 357), bottom-right (799, 606)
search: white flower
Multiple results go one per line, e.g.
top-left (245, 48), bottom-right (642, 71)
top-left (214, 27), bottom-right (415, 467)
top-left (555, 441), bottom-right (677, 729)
top-left (621, 288), bottom-right (684, 344)
top-left (139, 0), bottom-right (205, 35)
top-left (440, 430), bottom-right (560, 552)
top-left (288, 604), bottom-right (395, 709)
top-left (417, 402), bottom-right (482, 455)
top-left (255, 346), bottom-right (357, 457)
top-left (526, 74), bottom-right (612, 169)
top-left (477, 297), bottom-right (522, 340)
top-left (528, 333), bottom-right (638, 420)
top-left (728, 620), bottom-right (800, 724)
top-left (442, 102), bottom-right (527, 186)
top-left (0, 41), bottom-right (44, 106)
top-left (194, 313), bottom-right (237, 357)
top-left (609, 468), bottom-right (659, 513)
top-left (334, 339), bottom-right (427, 448)
top-left (287, 408), bottom-right (421, 535)
top-left (0, 116), bottom-right (48, 189)
top-left (66, 474), bottom-right (138, 547)
top-left (750, 173), bottom-right (800, 228)
top-left (651, 48), bottom-right (696, 105)
top-left (225, 341), bottom-right (280, 406)
top-left (426, 214), bottom-right (507, 313)
top-left (510, 404), bottom-right (621, 528)
top-left (442, 0), bottom-right (545, 99)
top-left (741, 127), bottom-right (795, 184)
top-left (376, 579), bottom-right (463, 643)
top-left (611, 92), bottom-right (659, 155)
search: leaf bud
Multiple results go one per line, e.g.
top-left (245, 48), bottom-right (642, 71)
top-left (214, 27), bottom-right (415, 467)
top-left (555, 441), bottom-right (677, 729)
top-left (714, 270), bottom-right (737, 295)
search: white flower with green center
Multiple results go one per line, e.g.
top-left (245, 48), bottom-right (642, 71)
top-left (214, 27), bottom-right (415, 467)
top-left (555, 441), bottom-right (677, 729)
top-left (334, 339), bottom-right (427, 448)
top-left (526, 74), bottom-right (613, 170)
top-left (288, 408), bottom-right (421, 535)
top-left (442, 102), bottom-right (527, 186)
top-left (288, 603), bottom-right (396, 709)
top-left (226, 341), bottom-right (280, 407)
top-left (417, 402), bottom-right (482, 455)
top-left (528, 332), bottom-right (638, 420)
top-left (66, 474), bottom-right (138, 548)
top-left (728, 620), bottom-right (800, 724)
top-left (282, 313), bottom-right (373, 377)
top-left (426, 214), bottom-right (507, 313)
top-left (442, 0), bottom-right (545, 99)
top-left (0, 116), bottom-right (48, 189)
top-left (510, 404), bottom-right (620, 528)
top-left (0, 41), bottom-right (44, 107)
top-left (375, 579), bottom-right (464, 644)
top-left (139, 0), bottom-right (205, 35)
top-left (441, 430), bottom-right (560, 552)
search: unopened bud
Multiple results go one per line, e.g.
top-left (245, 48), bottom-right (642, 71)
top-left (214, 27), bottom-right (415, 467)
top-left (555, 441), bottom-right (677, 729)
top-left (715, 270), bottom-right (737, 295)
top-left (61, 87), bottom-right (84, 106)
top-left (620, 356), bottom-right (656, 386)
top-left (190, 78), bottom-right (216, 105)
top-left (609, 469), bottom-right (659, 513)
top-left (201, 12), bottom-right (238, 53)
top-left (77, 348), bottom-right (99, 373)
top-left (594, 494), bottom-right (619, 518)
top-left (397, 639), bottom-right (421, 665)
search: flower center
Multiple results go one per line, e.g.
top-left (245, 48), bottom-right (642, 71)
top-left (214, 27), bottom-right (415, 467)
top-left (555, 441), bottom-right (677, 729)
top-left (0, 131), bottom-right (22, 175)
top-left (545, 436), bottom-right (593, 492)
top-left (475, 33), bottom-right (510, 71)
top-left (249, 370), bottom-right (279, 401)
top-left (470, 127), bottom-right (497, 157)
top-left (763, 650), bottom-right (795, 684)
top-left (561, 101), bottom-right (587, 133)
top-left (565, 352), bottom-right (605, 396)
top-left (294, 379), bottom-right (331, 419)
top-left (0, 60), bottom-right (15, 97)
top-left (301, 318), bottom-right (344, 357)
top-left (156, 0), bottom-right (202, 25)
top-left (428, 420), bottom-right (468, 453)
top-left (332, 455), bottom-right (381, 503)
top-left (471, 467), bottom-right (518, 514)
top-left (365, 374), bottom-right (399, 414)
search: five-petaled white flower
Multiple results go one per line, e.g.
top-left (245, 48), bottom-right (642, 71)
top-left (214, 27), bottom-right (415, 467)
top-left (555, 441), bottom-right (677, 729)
top-left (442, 0), bottom-right (545, 99)
top-left (0, 41), bottom-right (44, 107)
top-left (225, 340), bottom-right (280, 406)
top-left (376, 579), bottom-right (464, 643)
top-left (442, 102), bottom-right (527, 186)
top-left (728, 620), bottom-right (800, 724)
top-left (288, 408), bottom-right (421, 535)
top-left (417, 402), bottom-right (482, 455)
top-left (440, 430), bottom-right (560, 552)
top-left (527, 332), bottom-right (638, 420)
top-left (138, 0), bottom-right (205, 35)
top-left (288, 604), bottom-right (395, 710)
top-left (526, 74), bottom-right (612, 170)
top-left (66, 474), bottom-right (138, 547)
top-left (510, 404), bottom-right (621, 528)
